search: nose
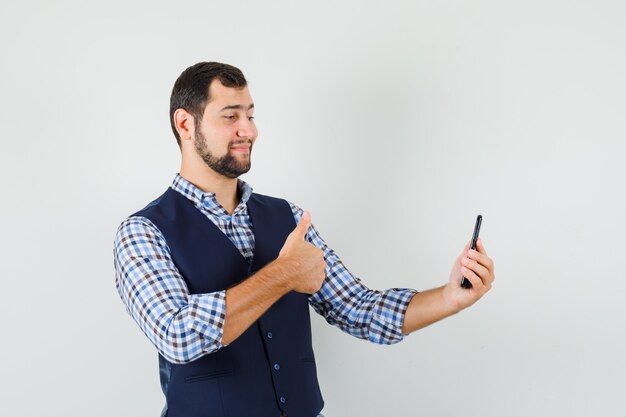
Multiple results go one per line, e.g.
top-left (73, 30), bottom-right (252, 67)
top-left (237, 118), bottom-right (257, 139)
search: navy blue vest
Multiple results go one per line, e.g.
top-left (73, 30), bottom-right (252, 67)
top-left (133, 188), bottom-right (324, 417)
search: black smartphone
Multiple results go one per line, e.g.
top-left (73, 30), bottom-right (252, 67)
top-left (461, 214), bottom-right (482, 289)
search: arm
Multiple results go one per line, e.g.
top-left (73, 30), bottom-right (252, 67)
top-left (287, 204), bottom-right (495, 340)
top-left (114, 213), bottom-right (323, 363)
top-left (401, 238), bottom-right (495, 334)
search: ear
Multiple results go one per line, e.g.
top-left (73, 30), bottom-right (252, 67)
top-left (173, 108), bottom-right (195, 144)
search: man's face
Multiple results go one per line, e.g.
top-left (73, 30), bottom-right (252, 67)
top-left (193, 79), bottom-right (257, 179)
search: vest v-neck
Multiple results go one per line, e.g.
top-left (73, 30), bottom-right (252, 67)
top-left (173, 188), bottom-right (254, 267)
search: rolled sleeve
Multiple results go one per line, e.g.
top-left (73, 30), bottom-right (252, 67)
top-left (367, 287), bottom-right (417, 344)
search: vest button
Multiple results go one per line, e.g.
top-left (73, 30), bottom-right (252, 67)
top-left (267, 331), bottom-right (273, 339)
top-left (279, 396), bottom-right (286, 404)
top-left (274, 363), bottom-right (281, 370)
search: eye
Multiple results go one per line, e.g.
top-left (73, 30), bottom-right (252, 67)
top-left (248, 116), bottom-right (255, 121)
top-left (223, 115), bottom-right (236, 120)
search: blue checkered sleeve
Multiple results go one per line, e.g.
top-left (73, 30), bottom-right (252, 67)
top-left (114, 216), bottom-right (226, 364)
top-left (288, 203), bottom-right (418, 344)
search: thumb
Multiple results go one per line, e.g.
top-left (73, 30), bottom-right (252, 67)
top-left (292, 210), bottom-right (311, 240)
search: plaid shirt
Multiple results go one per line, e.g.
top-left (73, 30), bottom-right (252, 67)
top-left (114, 174), bottom-right (417, 364)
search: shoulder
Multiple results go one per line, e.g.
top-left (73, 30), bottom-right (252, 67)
top-left (114, 215), bottom-right (167, 251)
top-left (116, 214), bottom-right (160, 237)
top-left (116, 215), bottom-right (160, 235)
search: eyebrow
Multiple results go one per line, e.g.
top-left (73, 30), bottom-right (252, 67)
top-left (219, 103), bottom-right (255, 112)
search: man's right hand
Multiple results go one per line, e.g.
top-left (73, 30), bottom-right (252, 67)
top-left (277, 211), bottom-right (326, 294)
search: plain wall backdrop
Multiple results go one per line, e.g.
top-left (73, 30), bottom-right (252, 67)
top-left (1, 0), bottom-right (625, 416)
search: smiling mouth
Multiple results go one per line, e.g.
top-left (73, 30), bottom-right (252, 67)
top-left (231, 146), bottom-right (250, 152)
top-left (231, 142), bottom-right (252, 152)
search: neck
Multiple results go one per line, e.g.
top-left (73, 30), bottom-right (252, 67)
top-left (180, 157), bottom-right (240, 215)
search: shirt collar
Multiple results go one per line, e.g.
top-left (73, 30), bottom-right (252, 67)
top-left (170, 173), bottom-right (254, 215)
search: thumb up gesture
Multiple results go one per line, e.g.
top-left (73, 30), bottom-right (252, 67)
top-left (278, 211), bottom-right (326, 294)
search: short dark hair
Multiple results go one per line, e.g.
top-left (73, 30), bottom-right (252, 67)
top-left (169, 62), bottom-right (247, 147)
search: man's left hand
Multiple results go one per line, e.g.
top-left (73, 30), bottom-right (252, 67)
top-left (442, 238), bottom-right (495, 313)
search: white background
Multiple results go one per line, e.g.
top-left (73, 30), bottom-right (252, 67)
top-left (1, 1), bottom-right (625, 416)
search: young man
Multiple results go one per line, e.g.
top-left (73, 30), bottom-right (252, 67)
top-left (114, 62), bottom-right (495, 417)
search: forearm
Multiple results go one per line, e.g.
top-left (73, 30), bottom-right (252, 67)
top-left (222, 259), bottom-right (294, 345)
top-left (401, 285), bottom-right (459, 334)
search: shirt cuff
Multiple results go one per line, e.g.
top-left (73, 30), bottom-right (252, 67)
top-left (187, 290), bottom-right (227, 352)
top-left (370, 288), bottom-right (418, 345)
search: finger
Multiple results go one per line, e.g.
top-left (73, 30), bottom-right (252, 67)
top-left (461, 266), bottom-right (485, 290)
top-left (475, 238), bottom-right (488, 256)
top-left (462, 256), bottom-right (489, 280)
top-left (467, 248), bottom-right (494, 275)
top-left (292, 210), bottom-right (312, 240)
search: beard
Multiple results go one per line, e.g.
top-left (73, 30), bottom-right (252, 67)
top-left (194, 130), bottom-right (253, 179)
